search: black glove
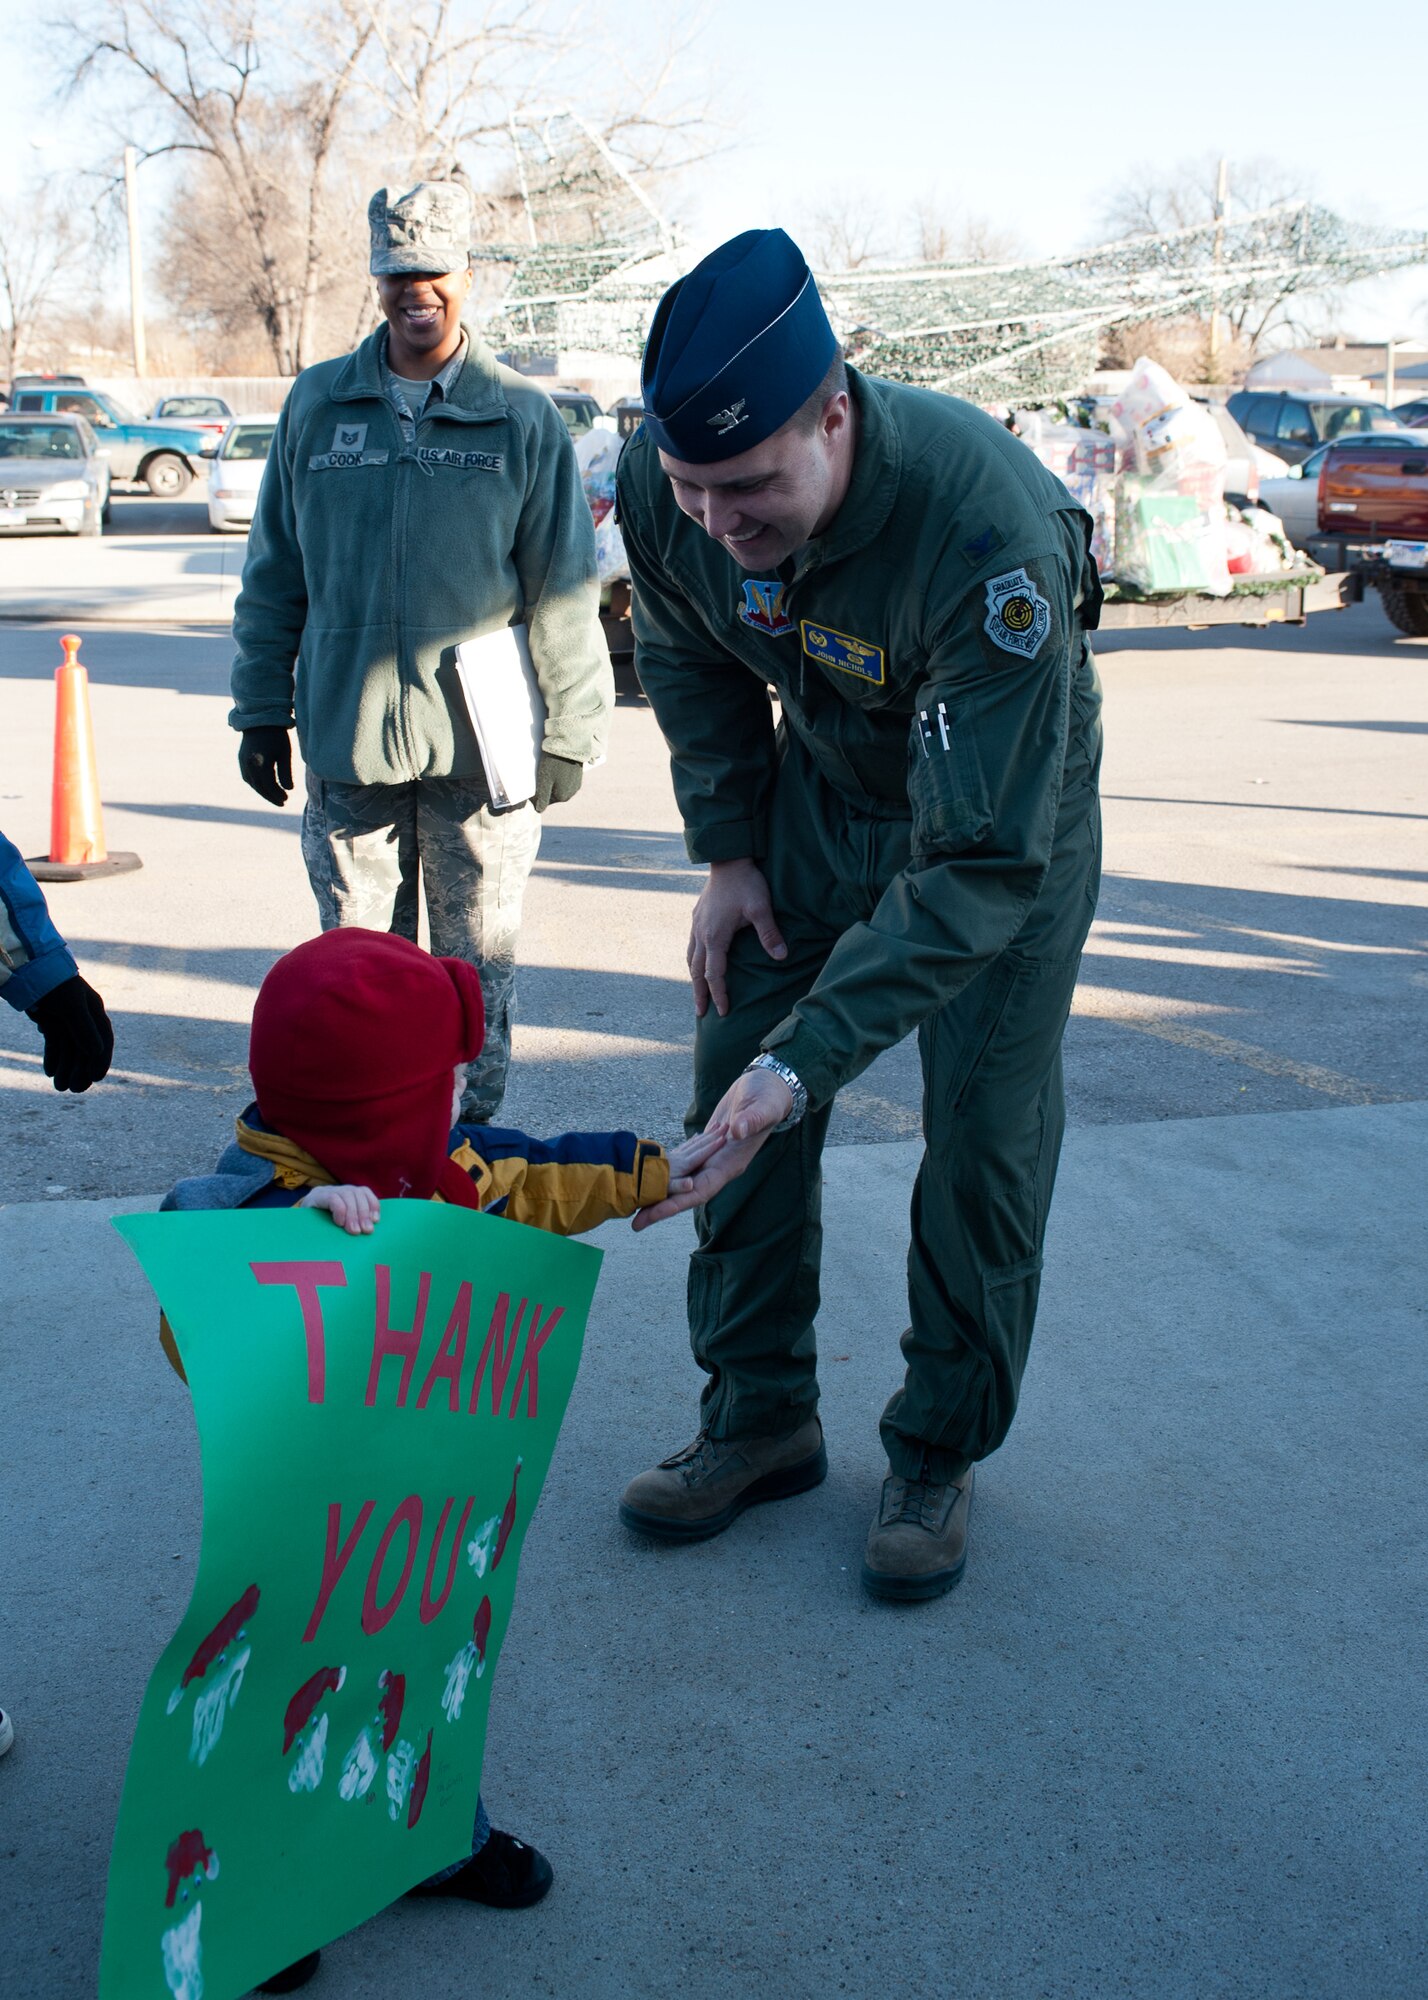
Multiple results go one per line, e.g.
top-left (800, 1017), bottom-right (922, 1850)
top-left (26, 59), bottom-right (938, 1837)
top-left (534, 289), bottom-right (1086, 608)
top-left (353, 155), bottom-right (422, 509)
top-left (532, 752), bottom-right (584, 814)
top-left (28, 974), bottom-right (114, 1092)
top-left (238, 726), bottom-right (293, 806)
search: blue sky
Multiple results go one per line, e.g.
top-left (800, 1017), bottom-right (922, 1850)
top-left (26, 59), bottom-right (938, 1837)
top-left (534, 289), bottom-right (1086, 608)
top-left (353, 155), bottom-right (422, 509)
top-left (6, 0), bottom-right (1427, 339)
top-left (679, 0), bottom-right (1428, 336)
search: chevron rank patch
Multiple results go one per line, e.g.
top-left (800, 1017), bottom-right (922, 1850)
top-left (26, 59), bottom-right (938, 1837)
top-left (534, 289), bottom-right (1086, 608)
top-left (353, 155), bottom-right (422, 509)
top-left (983, 568), bottom-right (1051, 658)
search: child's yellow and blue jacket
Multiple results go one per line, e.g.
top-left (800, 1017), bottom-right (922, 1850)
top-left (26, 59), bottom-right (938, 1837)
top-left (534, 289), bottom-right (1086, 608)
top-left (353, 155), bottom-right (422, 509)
top-left (155, 1105), bottom-right (671, 1378)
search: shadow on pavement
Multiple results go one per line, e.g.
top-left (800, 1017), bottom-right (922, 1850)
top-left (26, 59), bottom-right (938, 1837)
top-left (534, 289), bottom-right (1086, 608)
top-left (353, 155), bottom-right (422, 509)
top-left (108, 799), bottom-right (300, 834)
top-left (1290, 864), bottom-right (1428, 882)
top-left (1104, 792), bottom-right (1428, 822)
top-left (0, 624), bottom-right (232, 694)
top-left (1091, 596), bottom-right (1414, 656)
top-left (105, 497), bottom-right (211, 536)
top-left (1272, 717), bottom-right (1428, 734)
top-left (4, 864), bottom-right (1423, 1204)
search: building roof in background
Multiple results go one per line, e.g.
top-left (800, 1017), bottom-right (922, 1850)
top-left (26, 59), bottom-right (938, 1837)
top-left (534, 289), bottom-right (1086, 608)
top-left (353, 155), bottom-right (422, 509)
top-left (1248, 342), bottom-right (1428, 389)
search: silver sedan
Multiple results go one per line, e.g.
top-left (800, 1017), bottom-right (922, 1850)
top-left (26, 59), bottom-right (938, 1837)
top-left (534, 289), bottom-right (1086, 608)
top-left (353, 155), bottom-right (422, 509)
top-left (0, 413), bottom-right (110, 535)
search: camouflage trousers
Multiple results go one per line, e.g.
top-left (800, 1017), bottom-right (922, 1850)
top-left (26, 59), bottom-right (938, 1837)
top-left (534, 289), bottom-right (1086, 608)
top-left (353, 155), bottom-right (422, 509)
top-left (300, 773), bottom-right (542, 1122)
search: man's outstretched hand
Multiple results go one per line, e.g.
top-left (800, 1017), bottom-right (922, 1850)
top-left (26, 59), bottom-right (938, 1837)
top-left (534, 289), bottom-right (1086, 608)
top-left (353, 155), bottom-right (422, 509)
top-left (238, 726), bottom-right (293, 806)
top-left (632, 1067), bottom-right (794, 1231)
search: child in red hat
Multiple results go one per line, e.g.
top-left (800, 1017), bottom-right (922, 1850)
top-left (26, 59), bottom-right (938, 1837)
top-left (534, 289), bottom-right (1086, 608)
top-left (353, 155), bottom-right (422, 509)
top-left (159, 927), bottom-right (723, 1993)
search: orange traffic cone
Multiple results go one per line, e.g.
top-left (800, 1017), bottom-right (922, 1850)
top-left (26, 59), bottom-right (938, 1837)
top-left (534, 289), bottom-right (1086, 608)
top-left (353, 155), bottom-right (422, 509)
top-left (28, 633), bottom-right (141, 883)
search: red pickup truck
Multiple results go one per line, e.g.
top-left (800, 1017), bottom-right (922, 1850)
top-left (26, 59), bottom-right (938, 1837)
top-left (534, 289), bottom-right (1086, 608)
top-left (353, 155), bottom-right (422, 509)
top-left (1307, 439), bottom-right (1428, 635)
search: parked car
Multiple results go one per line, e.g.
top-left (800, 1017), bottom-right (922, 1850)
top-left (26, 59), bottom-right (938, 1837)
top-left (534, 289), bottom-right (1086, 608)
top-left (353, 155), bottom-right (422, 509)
top-left (609, 395), bottom-right (644, 441)
top-left (1392, 397), bottom-right (1428, 427)
top-left (201, 415), bottom-right (278, 532)
top-left (1258, 430), bottom-right (1426, 548)
top-left (152, 394), bottom-right (233, 424)
top-left (5, 385), bottom-right (208, 495)
top-left (0, 412), bottom-right (110, 536)
top-left (547, 388), bottom-right (605, 439)
top-left (1301, 435), bottom-right (1428, 636)
top-left (2, 372), bottom-right (88, 410)
top-left (1226, 389), bottom-right (1400, 466)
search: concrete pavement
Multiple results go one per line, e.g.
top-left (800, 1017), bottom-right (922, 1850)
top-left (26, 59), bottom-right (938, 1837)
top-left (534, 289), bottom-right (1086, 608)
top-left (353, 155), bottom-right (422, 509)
top-left (2, 588), bottom-right (1426, 1996)
top-left (0, 523), bottom-right (246, 623)
top-left (4, 1100), bottom-right (1426, 1999)
top-left (2, 605), bottom-right (1425, 1209)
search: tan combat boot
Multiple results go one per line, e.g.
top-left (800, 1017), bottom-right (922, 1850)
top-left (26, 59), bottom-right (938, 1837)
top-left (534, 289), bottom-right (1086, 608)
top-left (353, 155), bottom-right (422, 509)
top-left (619, 1416), bottom-right (826, 1542)
top-left (860, 1463), bottom-right (974, 1601)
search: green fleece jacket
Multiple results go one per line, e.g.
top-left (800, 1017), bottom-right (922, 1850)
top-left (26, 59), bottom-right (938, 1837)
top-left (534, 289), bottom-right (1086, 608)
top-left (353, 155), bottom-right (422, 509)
top-left (229, 328), bottom-right (611, 785)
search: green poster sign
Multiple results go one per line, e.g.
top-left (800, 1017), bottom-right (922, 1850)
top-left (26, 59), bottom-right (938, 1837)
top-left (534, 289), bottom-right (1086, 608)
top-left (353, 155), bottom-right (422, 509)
top-left (102, 1202), bottom-right (601, 2000)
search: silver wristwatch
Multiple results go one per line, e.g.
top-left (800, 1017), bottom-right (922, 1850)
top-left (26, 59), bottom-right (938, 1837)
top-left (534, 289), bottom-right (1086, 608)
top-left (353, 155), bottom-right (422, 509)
top-left (745, 1051), bottom-right (808, 1131)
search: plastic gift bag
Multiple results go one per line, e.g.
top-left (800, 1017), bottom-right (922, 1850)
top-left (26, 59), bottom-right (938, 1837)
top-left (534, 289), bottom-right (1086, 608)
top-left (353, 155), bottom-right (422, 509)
top-left (1014, 412), bottom-right (1117, 576)
top-left (1108, 360), bottom-right (1231, 594)
top-left (574, 427), bottom-right (629, 586)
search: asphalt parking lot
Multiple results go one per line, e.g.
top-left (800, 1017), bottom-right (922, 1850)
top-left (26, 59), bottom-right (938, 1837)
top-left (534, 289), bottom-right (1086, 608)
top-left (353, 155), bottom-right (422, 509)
top-left (105, 490), bottom-right (214, 536)
top-left (0, 592), bottom-right (1424, 1203)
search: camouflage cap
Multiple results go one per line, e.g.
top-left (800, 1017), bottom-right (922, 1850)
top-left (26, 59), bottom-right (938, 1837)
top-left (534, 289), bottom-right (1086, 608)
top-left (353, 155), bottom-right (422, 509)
top-left (368, 180), bottom-right (473, 277)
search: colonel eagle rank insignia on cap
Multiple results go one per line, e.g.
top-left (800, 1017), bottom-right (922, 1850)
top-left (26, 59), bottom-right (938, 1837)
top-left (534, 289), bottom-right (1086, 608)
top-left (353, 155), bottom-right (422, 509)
top-left (640, 228), bottom-right (837, 464)
top-left (368, 179), bottom-right (474, 277)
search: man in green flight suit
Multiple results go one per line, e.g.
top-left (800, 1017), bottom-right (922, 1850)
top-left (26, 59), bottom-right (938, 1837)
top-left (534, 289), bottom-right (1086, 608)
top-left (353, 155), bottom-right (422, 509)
top-left (616, 228), bottom-right (1104, 1600)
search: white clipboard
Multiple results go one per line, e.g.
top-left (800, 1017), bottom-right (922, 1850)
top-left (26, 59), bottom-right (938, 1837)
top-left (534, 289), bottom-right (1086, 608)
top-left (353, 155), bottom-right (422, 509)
top-left (453, 624), bottom-right (546, 810)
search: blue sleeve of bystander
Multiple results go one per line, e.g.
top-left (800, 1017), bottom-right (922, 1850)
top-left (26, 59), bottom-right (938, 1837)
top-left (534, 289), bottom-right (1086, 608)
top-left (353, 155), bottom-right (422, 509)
top-left (0, 828), bottom-right (79, 1013)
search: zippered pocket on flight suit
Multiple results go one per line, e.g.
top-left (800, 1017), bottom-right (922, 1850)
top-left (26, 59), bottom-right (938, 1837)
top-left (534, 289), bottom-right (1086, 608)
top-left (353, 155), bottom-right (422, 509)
top-left (906, 689), bottom-right (992, 858)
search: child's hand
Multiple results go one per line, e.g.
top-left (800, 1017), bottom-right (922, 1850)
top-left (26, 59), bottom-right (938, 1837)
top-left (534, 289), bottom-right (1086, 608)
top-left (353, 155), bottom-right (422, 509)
top-left (300, 1184), bottom-right (380, 1234)
top-left (661, 1126), bottom-right (728, 1194)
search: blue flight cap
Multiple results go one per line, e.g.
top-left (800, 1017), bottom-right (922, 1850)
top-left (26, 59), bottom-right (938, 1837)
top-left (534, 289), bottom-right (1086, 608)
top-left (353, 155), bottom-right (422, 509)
top-left (640, 228), bottom-right (837, 464)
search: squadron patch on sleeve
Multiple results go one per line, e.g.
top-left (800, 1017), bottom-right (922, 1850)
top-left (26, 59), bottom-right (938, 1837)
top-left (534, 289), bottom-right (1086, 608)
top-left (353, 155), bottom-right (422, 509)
top-left (983, 568), bottom-right (1051, 659)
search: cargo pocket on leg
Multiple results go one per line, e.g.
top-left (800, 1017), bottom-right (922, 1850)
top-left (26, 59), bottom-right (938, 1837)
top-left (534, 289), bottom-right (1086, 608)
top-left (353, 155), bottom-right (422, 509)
top-left (688, 1254), bottom-right (723, 1363)
top-left (978, 1252), bottom-right (1044, 1456)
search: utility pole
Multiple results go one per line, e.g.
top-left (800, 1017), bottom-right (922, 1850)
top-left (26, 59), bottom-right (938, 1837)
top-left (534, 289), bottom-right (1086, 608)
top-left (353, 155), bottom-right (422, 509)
top-left (1207, 156), bottom-right (1229, 386)
top-left (1385, 337), bottom-right (1396, 409)
top-left (123, 144), bottom-right (147, 378)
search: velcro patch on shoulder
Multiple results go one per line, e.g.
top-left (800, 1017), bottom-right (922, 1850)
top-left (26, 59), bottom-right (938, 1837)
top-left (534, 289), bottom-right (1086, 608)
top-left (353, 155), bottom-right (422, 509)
top-left (960, 524), bottom-right (1006, 566)
top-left (983, 568), bottom-right (1051, 659)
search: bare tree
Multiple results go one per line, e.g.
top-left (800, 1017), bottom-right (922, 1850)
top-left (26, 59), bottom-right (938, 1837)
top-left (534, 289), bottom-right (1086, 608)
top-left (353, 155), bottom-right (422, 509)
top-left (154, 143), bottom-right (373, 372)
top-left (906, 199), bottom-right (1024, 266)
top-left (54, 0), bottom-right (714, 370)
top-left (1099, 153), bottom-right (1306, 240)
top-left (1095, 154), bottom-right (1323, 350)
top-left (336, 1), bottom-right (714, 205)
top-left (55, 0), bottom-right (375, 373)
top-left (0, 182), bottom-right (90, 380)
top-left (1098, 314), bottom-right (1252, 384)
top-left (804, 190), bottom-right (890, 271)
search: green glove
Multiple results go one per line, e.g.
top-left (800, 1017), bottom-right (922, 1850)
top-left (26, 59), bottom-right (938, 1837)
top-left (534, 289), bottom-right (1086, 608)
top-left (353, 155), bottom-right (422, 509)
top-left (532, 753), bottom-right (584, 813)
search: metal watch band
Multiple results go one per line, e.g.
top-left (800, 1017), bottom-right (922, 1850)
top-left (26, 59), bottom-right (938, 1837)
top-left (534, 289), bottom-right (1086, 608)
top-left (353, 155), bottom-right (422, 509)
top-left (745, 1051), bottom-right (808, 1131)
